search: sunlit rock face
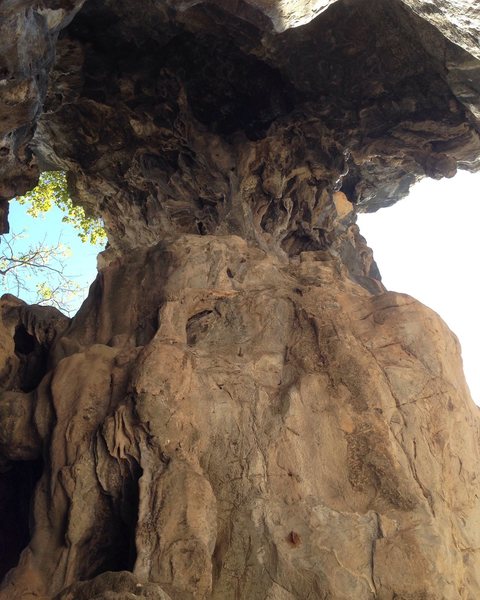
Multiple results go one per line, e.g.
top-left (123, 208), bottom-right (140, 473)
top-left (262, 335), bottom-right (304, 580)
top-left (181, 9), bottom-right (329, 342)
top-left (1, 1), bottom-right (480, 599)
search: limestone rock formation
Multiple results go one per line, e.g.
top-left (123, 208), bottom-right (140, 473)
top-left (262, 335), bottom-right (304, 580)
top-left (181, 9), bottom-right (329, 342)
top-left (1, 1), bottom-right (480, 599)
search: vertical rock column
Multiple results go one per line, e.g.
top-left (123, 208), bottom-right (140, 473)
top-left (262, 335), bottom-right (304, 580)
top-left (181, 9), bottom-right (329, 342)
top-left (1, 233), bottom-right (480, 599)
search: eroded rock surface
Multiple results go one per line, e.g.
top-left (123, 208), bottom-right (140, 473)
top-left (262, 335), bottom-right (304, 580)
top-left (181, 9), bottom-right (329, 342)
top-left (1, 0), bottom-right (480, 599)
top-left (1, 236), bottom-right (479, 599)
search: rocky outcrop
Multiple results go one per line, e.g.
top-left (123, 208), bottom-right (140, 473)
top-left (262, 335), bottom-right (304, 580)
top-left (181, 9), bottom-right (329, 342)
top-left (1, 1), bottom-right (480, 599)
top-left (3, 0), bottom-right (480, 240)
top-left (2, 237), bottom-right (480, 599)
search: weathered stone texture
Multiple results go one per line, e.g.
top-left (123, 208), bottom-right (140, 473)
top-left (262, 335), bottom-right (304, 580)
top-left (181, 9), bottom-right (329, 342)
top-left (1, 0), bottom-right (480, 598)
top-left (1, 236), bottom-right (480, 598)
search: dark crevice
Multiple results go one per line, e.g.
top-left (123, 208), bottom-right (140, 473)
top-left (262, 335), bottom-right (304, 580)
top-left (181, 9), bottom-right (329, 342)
top-left (135, 311), bottom-right (159, 346)
top-left (13, 325), bottom-right (36, 355)
top-left (281, 229), bottom-right (328, 256)
top-left (0, 459), bottom-right (43, 581)
top-left (107, 462), bottom-right (142, 574)
top-left (13, 325), bottom-right (49, 392)
top-left (197, 221), bottom-right (208, 236)
top-left (78, 460), bottom-right (141, 580)
top-left (67, 6), bottom-right (296, 140)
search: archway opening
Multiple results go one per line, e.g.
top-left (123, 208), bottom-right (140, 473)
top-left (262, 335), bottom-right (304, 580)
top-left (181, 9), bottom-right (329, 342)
top-left (2, 172), bottom-right (105, 316)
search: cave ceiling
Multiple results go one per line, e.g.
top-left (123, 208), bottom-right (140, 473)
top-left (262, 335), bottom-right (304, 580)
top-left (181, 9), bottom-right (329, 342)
top-left (0, 0), bottom-right (479, 252)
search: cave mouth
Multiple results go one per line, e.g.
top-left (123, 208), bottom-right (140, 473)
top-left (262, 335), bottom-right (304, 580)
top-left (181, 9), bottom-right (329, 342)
top-left (0, 458), bottom-right (43, 581)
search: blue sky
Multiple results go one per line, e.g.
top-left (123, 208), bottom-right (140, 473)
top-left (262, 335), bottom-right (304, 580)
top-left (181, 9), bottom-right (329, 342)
top-left (2, 200), bottom-right (103, 314)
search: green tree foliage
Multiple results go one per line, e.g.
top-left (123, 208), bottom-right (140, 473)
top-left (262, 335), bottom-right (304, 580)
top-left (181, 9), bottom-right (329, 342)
top-left (16, 171), bottom-right (107, 245)
top-left (1, 171), bottom-right (106, 314)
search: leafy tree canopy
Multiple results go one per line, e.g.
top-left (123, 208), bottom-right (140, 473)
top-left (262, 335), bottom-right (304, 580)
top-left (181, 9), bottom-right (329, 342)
top-left (16, 171), bottom-right (107, 245)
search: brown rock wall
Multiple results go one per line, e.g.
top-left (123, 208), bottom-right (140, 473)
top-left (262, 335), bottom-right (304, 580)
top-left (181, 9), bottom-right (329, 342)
top-left (1, 236), bottom-right (479, 598)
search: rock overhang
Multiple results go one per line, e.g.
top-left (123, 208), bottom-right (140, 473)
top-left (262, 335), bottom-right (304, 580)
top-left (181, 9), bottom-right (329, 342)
top-left (1, 0), bottom-right (479, 251)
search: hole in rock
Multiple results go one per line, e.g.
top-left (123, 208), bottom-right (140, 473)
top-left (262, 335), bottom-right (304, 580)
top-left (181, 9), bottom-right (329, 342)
top-left (3, 171), bottom-right (106, 317)
top-left (13, 325), bottom-right (36, 355)
top-left (0, 459), bottom-right (43, 580)
top-left (13, 324), bottom-right (48, 392)
top-left (357, 171), bottom-right (480, 405)
top-left (197, 221), bottom-right (208, 236)
top-left (281, 229), bottom-right (327, 256)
